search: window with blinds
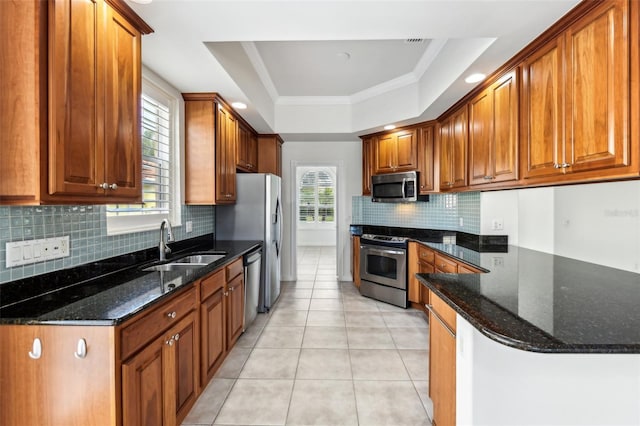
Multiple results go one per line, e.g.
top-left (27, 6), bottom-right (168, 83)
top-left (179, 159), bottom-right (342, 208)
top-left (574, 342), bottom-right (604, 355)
top-left (107, 93), bottom-right (171, 217)
top-left (298, 169), bottom-right (335, 224)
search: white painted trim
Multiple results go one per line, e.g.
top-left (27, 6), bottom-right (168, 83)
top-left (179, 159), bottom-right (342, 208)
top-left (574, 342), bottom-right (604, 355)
top-left (241, 41), bottom-right (280, 103)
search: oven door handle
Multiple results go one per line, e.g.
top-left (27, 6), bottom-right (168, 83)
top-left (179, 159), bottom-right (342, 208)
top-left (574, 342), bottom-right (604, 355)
top-left (361, 246), bottom-right (405, 256)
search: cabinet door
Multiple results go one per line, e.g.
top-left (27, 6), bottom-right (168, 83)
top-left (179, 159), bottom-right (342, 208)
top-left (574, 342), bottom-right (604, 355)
top-left (248, 133), bottom-right (259, 172)
top-left (407, 242), bottom-right (420, 304)
top-left (395, 130), bottom-right (418, 171)
top-left (122, 334), bottom-right (168, 426)
top-left (439, 120), bottom-right (453, 188)
top-left (237, 123), bottom-right (250, 169)
top-left (429, 309), bottom-right (456, 426)
top-left (216, 104), bottom-right (237, 203)
top-left (172, 312), bottom-right (199, 424)
top-left (491, 71), bottom-right (518, 183)
top-left (565, 0), bottom-right (630, 173)
top-left (451, 107), bottom-right (468, 188)
top-left (104, 4), bottom-right (142, 199)
top-left (200, 285), bottom-right (226, 385)
top-left (417, 125), bottom-right (436, 193)
top-left (184, 99), bottom-right (216, 204)
top-left (468, 90), bottom-right (493, 185)
top-left (226, 273), bottom-right (245, 348)
top-left (0, 325), bottom-right (116, 426)
top-left (361, 137), bottom-right (374, 195)
top-left (521, 37), bottom-right (565, 179)
top-left (375, 133), bottom-right (396, 173)
top-left (48, 0), bottom-right (103, 197)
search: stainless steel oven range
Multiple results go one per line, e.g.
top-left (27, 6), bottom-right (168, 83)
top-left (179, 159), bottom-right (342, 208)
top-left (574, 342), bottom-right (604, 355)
top-left (359, 234), bottom-right (408, 308)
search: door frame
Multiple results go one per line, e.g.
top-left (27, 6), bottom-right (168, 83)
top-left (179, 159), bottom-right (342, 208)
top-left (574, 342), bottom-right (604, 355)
top-left (289, 160), bottom-right (344, 280)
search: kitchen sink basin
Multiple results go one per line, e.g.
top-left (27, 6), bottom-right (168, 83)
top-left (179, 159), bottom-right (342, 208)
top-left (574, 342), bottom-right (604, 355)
top-left (142, 263), bottom-right (204, 272)
top-left (142, 252), bottom-right (227, 272)
top-left (176, 254), bottom-right (226, 264)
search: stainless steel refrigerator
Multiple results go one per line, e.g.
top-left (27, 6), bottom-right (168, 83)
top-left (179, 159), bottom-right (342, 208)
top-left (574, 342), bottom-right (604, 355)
top-left (215, 173), bottom-right (282, 312)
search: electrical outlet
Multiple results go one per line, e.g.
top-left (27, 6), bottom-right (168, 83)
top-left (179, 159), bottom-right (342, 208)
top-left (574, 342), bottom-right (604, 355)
top-left (186, 221), bottom-right (193, 233)
top-left (459, 217), bottom-right (464, 227)
top-left (6, 236), bottom-right (70, 267)
top-left (491, 218), bottom-right (504, 231)
top-left (492, 257), bottom-right (504, 268)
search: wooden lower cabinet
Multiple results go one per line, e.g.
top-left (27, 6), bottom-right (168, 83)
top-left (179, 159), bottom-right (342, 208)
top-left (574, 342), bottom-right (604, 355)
top-left (352, 235), bottom-right (361, 287)
top-left (0, 325), bottom-right (117, 426)
top-left (122, 304), bottom-right (198, 426)
top-left (428, 290), bottom-right (457, 426)
top-left (226, 272), bottom-right (245, 348)
top-left (200, 269), bottom-right (227, 386)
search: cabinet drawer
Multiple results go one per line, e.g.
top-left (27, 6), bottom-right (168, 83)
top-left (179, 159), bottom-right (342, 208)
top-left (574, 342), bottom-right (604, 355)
top-left (226, 257), bottom-right (243, 281)
top-left (429, 290), bottom-right (457, 333)
top-left (201, 268), bottom-right (225, 301)
top-left (419, 261), bottom-right (435, 274)
top-left (121, 287), bottom-right (197, 360)
top-left (434, 253), bottom-right (457, 273)
top-left (418, 246), bottom-right (435, 264)
top-left (458, 263), bottom-right (480, 274)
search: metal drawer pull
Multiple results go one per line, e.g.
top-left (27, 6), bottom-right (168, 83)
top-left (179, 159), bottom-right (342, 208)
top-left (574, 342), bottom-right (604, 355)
top-left (74, 338), bottom-right (87, 359)
top-left (425, 304), bottom-right (456, 338)
top-left (29, 338), bottom-right (42, 359)
top-left (167, 311), bottom-right (177, 319)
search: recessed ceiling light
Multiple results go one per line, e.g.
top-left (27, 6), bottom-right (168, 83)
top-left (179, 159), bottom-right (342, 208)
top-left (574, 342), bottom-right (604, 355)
top-left (336, 52), bottom-right (351, 61)
top-left (231, 102), bottom-right (247, 110)
top-left (384, 124), bottom-right (396, 131)
top-left (465, 73), bottom-right (486, 84)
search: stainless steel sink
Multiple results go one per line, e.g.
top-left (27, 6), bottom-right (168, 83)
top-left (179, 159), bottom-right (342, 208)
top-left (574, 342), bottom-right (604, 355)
top-left (142, 253), bottom-right (226, 272)
top-left (142, 263), bottom-right (204, 272)
top-left (177, 254), bottom-right (226, 264)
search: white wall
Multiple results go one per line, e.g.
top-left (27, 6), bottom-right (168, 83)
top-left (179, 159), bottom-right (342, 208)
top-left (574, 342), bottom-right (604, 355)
top-left (281, 141), bottom-right (362, 281)
top-left (298, 228), bottom-right (336, 246)
top-left (480, 180), bottom-right (640, 273)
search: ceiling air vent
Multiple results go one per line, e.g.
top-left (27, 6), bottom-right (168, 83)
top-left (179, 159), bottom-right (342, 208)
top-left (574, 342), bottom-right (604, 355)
top-left (405, 38), bottom-right (424, 44)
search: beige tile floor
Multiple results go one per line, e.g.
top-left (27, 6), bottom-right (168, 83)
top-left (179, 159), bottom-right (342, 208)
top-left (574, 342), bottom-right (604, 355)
top-left (182, 246), bottom-right (432, 426)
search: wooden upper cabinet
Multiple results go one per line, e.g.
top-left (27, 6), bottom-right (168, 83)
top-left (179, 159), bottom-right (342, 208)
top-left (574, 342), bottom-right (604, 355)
top-left (439, 106), bottom-right (468, 190)
top-left (216, 104), bottom-right (237, 203)
top-left (48, 0), bottom-right (144, 201)
top-left (521, 36), bottom-right (565, 180)
top-left (361, 136), bottom-right (375, 195)
top-left (468, 70), bottom-right (518, 186)
top-left (522, 0), bottom-right (635, 182)
top-left (374, 129), bottom-right (418, 174)
top-left (564, 0), bottom-right (630, 173)
top-left (258, 134), bottom-right (284, 176)
top-left (183, 94), bottom-right (238, 204)
top-left (0, 0), bottom-right (151, 205)
top-left (237, 122), bottom-right (258, 172)
top-left (417, 124), bottom-right (437, 193)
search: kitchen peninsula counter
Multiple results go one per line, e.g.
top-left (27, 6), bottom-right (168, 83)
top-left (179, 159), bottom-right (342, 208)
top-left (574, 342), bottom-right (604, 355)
top-left (417, 244), bottom-right (640, 353)
top-left (0, 236), bottom-right (261, 325)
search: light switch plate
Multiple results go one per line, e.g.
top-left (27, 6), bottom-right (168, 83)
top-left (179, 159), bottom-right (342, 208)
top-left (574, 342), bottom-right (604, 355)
top-left (5, 236), bottom-right (70, 267)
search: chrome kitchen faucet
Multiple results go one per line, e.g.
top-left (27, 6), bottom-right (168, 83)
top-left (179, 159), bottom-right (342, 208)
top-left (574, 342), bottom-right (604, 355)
top-left (159, 219), bottom-right (174, 261)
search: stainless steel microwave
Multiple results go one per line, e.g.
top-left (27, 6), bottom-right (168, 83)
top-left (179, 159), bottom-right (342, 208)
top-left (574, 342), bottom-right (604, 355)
top-left (371, 171), bottom-right (429, 202)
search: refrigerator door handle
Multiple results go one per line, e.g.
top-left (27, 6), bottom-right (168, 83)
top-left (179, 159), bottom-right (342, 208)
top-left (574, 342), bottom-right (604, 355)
top-left (274, 198), bottom-right (282, 256)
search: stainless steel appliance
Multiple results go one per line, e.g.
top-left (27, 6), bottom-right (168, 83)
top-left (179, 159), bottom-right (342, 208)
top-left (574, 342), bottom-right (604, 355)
top-left (359, 234), bottom-right (408, 308)
top-left (216, 173), bottom-right (282, 312)
top-left (243, 248), bottom-right (262, 330)
top-left (371, 171), bottom-right (428, 203)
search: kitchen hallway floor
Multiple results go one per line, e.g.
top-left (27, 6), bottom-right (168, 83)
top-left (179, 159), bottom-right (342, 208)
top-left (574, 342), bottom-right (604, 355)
top-left (182, 246), bottom-right (432, 426)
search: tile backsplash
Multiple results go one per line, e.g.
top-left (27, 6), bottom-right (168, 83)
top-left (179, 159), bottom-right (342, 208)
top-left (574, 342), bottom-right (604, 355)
top-left (352, 192), bottom-right (480, 234)
top-left (0, 205), bottom-right (214, 284)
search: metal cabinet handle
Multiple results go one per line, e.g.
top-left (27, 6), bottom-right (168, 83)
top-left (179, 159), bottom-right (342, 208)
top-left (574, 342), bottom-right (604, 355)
top-left (229, 286), bottom-right (234, 292)
top-left (560, 163), bottom-right (570, 168)
top-left (74, 338), bottom-right (87, 359)
top-left (224, 291), bottom-right (229, 297)
top-left (108, 183), bottom-right (118, 190)
top-left (166, 338), bottom-right (174, 346)
top-left (29, 338), bottom-right (42, 359)
top-left (167, 311), bottom-right (177, 319)
top-left (174, 333), bottom-right (180, 341)
top-left (425, 304), bottom-right (456, 338)
top-left (483, 176), bottom-right (494, 180)
top-left (97, 183), bottom-right (109, 189)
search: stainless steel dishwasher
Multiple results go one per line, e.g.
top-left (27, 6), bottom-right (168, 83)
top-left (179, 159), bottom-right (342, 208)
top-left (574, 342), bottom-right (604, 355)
top-left (243, 248), bottom-right (262, 331)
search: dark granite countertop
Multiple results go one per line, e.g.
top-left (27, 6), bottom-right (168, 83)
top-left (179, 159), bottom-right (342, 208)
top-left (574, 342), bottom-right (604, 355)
top-left (417, 246), bottom-right (640, 354)
top-left (350, 224), bottom-right (640, 353)
top-left (0, 235), bottom-right (261, 326)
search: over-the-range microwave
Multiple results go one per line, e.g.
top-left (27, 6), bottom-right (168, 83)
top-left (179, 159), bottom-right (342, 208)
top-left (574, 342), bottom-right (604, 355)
top-left (371, 171), bottom-right (429, 203)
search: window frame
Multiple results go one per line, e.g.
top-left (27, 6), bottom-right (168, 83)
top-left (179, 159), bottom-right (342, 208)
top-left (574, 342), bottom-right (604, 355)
top-left (297, 167), bottom-right (336, 229)
top-left (106, 73), bottom-right (182, 236)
